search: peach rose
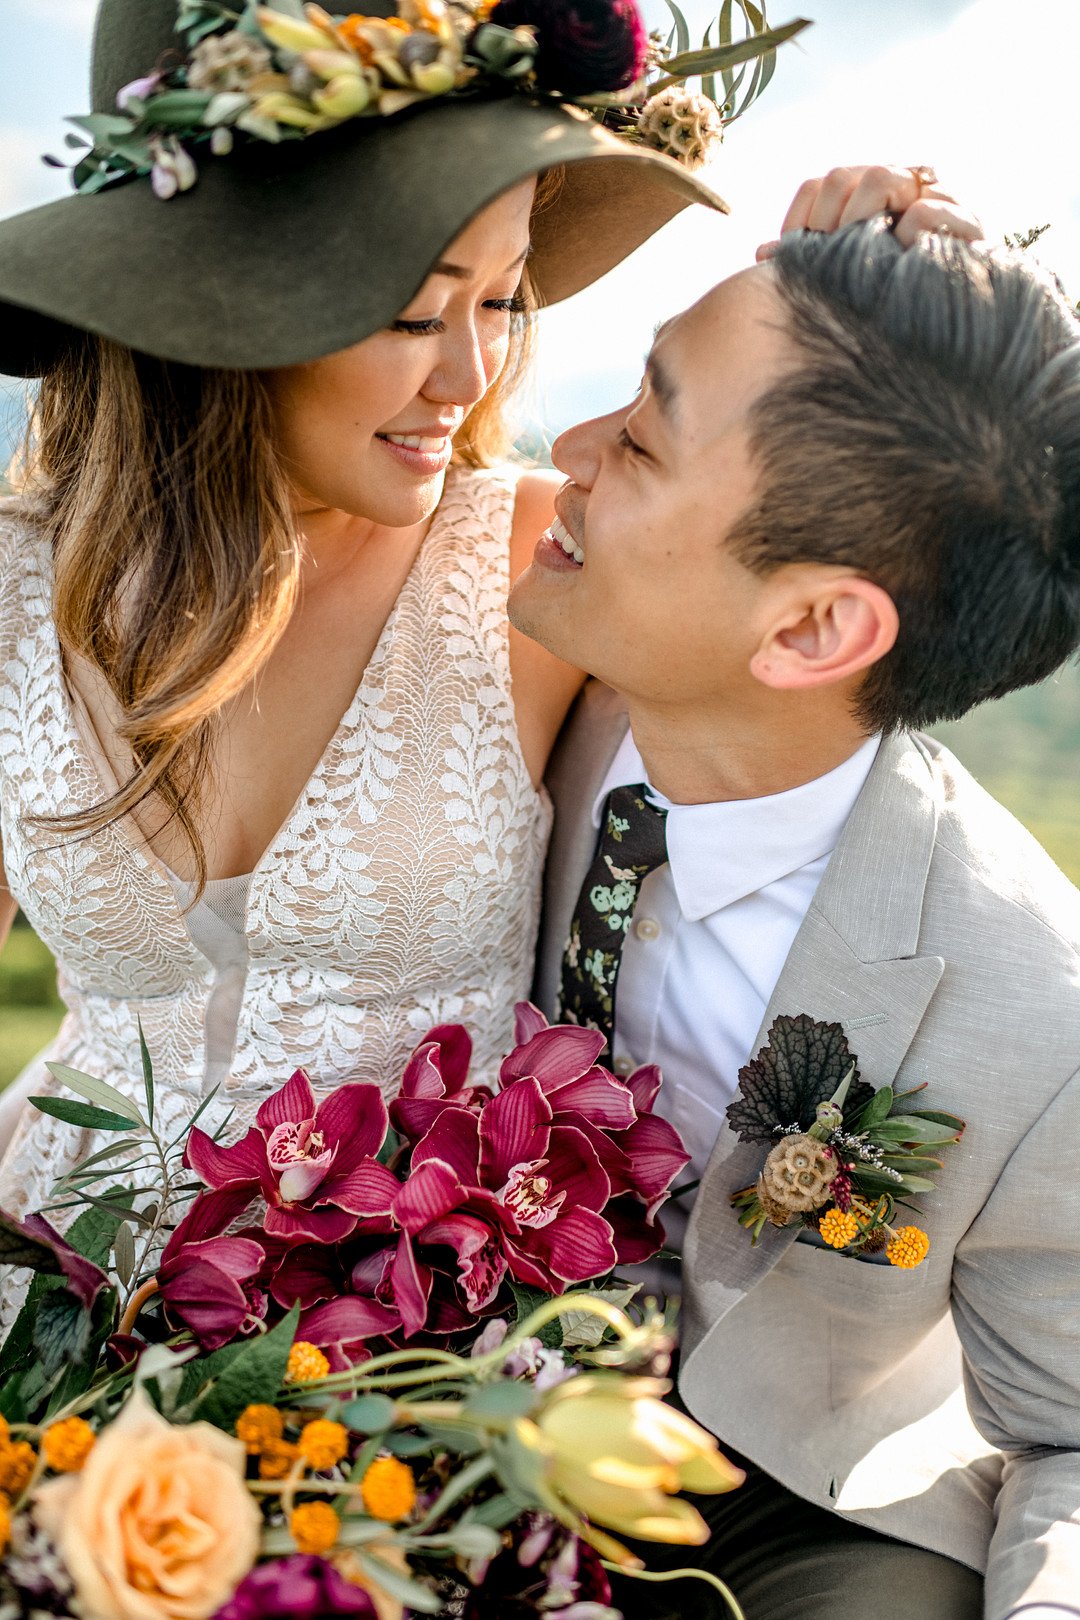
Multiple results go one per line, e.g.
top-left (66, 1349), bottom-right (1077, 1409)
top-left (34, 1388), bottom-right (260, 1620)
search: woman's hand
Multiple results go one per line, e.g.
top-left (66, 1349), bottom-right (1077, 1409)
top-left (757, 163), bottom-right (984, 260)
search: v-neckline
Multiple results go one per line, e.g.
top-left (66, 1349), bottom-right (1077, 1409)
top-left (48, 484), bottom-right (447, 900)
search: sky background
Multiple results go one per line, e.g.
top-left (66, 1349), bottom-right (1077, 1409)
top-left (1, 0), bottom-right (1080, 443)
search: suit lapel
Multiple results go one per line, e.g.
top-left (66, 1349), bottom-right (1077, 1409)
top-left (535, 681), bottom-right (629, 1015)
top-left (682, 732), bottom-right (946, 1343)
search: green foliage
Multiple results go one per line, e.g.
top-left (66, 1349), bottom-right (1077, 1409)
top-left (191, 1305), bottom-right (300, 1431)
top-left (509, 1280), bottom-right (562, 1348)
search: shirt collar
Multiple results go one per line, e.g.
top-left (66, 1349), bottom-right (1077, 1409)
top-left (592, 731), bottom-right (881, 921)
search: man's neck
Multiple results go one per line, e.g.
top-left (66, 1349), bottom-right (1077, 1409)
top-left (626, 693), bottom-right (875, 806)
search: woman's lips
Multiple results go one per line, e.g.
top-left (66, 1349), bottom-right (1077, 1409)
top-left (376, 432), bottom-right (454, 475)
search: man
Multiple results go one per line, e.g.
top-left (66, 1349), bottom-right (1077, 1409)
top-left (509, 214), bottom-right (1080, 1618)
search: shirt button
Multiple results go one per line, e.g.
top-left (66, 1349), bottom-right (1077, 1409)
top-left (613, 1056), bottom-right (634, 1076)
top-left (635, 916), bottom-right (661, 941)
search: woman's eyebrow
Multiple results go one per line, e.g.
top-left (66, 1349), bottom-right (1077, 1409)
top-left (431, 246), bottom-right (531, 281)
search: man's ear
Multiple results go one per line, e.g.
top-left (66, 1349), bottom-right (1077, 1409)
top-left (749, 575), bottom-right (899, 691)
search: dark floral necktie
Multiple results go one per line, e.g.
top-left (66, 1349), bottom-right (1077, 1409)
top-left (558, 783), bottom-right (669, 1058)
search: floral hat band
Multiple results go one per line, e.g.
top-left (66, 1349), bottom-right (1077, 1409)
top-left (56, 0), bottom-right (810, 200)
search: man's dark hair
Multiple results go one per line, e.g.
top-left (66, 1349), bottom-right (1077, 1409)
top-left (731, 216), bottom-right (1080, 731)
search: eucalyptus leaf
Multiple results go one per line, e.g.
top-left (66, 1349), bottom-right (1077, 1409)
top-left (353, 1551), bottom-right (441, 1614)
top-left (874, 1115), bottom-right (961, 1145)
top-left (44, 1063), bottom-right (145, 1126)
top-left (664, 0), bottom-right (691, 56)
top-left (855, 1086), bottom-right (894, 1131)
top-left (140, 89), bottom-right (213, 128)
top-left (655, 18), bottom-right (810, 89)
top-left (384, 1431), bottom-right (436, 1458)
top-left (463, 1489), bottom-right (521, 1530)
top-left (340, 1392), bottom-right (396, 1434)
top-left (30, 1095), bottom-right (140, 1133)
top-left (113, 1221), bottom-right (137, 1288)
top-left (68, 112), bottom-right (138, 141)
top-left (462, 1381), bottom-right (537, 1423)
top-left (138, 1019), bottom-right (155, 1130)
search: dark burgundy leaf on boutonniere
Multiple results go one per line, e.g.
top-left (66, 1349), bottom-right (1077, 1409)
top-left (726, 1014), bottom-right (873, 1143)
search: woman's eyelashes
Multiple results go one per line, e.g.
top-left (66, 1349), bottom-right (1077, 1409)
top-left (392, 292), bottom-right (527, 335)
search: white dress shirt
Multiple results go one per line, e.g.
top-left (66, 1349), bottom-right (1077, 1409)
top-left (595, 731), bottom-right (881, 1244)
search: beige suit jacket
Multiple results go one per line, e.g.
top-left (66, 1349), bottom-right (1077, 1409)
top-left (536, 680), bottom-right (1080, 1620)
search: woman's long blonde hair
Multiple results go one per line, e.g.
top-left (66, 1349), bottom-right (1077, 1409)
top-left (14, 183), bottom-right (549, 892)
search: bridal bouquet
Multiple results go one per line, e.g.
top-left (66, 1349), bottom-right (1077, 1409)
top-left (0, 1007), bottom-right (745, 1620)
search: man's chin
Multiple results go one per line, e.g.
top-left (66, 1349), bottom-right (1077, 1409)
top-left (508, 568), bottom-right (587, 667)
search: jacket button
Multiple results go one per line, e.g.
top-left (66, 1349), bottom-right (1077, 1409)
top-left (613, 1056), bottom-right (634, 1076)
top-left (635, 917), bottom-right (661, 941)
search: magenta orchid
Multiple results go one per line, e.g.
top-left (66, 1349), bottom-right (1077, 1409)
top-left (185, 1070), bottom-right (390, 1242)
top-left (158, 1191), bottom-right (268, 1351)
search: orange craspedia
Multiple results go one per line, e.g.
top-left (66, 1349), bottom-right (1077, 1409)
top-left (360, 1455), bottom-right (417, 1522)
top-left (286, 1342), bottom-right (331, 1384)
top-left (259, 1439), bottom-right (301, 1481)
top-left (887, 1225), bottom-right (930, 1269)
top-left (42, 1416), bottom-right (95, 1473)
top-left (0, 1440), bottom-right (36, 1497)
top-left (290, 1499), bottom-right (340, 1555)
top-left (818, 1208), bottom-right (859, 1251)
top-left (298, 1419), bottom-right (349, 1472)
top-left (236, 1404), bottom-right (285, 1456)
top-left (0, 1492), bottom-right (9, 1556)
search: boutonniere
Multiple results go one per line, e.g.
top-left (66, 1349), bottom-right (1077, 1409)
top-left (727, 1014), bottom-right (965, 1269)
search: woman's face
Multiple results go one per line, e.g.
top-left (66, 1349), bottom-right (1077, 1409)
top-left (266, 177), bottom-right (536, 529)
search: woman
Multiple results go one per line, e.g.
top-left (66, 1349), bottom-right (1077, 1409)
top-left (0, 0), bottom-right (730, 1223)
top-left (0, 0), bottom-right (972, 1224)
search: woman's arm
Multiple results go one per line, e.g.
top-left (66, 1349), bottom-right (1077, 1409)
top-left (0, 834), bottom-right (16, 954)
top-left (508, 468), bottom-right (588, 787)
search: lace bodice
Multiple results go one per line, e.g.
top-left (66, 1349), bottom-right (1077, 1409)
top-left (0, 466), bottom-right (551, 1225)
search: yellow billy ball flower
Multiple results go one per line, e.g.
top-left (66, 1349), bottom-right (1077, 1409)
top-left (298, 1420), bottom-right (349, 1472)
top-left (360, 1456), bottom-right (417, 1522)
top-left (887, 1226), bottom-right (930, 1269)
top-left (818, 1208), bottom-right (859, 1250)
top-left (42, 1417), bottom-right (95, 1474)
top-left (0, 1440), bottom-right (36, 1497)
top-left (290, 1500), bottom-right (340, 1555)
top-left (0, 1492), bottom-right (9, 1556)
top-left (235, 1405), bottom-right (285, 1456)
top-left (533, 1376), bottom-right (743, 1545)
top-left (286, 1342), bottom-right (330, 1384)
top-left (258, 1439), bottom-right (301, 1481)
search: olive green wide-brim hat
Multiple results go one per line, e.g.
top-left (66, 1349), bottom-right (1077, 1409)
top-left (0, 0), bottom-right (728, 376)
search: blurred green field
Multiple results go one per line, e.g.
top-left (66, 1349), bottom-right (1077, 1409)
top-left (2, 665), bottom-right (1077, 1088)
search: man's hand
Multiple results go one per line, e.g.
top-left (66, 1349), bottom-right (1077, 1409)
top-left (756, 163), bottom-right (984, 260)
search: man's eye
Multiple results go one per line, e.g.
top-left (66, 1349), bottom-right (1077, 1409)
top-left (618, 427), bottom-right (644, 457)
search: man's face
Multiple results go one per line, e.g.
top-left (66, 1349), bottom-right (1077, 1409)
top-left (508, 266), bottom-right (799, 706)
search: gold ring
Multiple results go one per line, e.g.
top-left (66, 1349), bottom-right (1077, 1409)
top-left (909, 164), bottom-right (939, 195)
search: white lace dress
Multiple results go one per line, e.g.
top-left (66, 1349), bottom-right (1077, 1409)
top-left (0, 465), bottom-right (551, 1231)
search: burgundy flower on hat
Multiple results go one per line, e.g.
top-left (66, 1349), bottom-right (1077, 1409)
top-left (157, 1189), bottom-right (268, 1351)
top-left (185, 1070), bottom-right (390, 1242)
top-left (488, 0), bottom-right (648, 94)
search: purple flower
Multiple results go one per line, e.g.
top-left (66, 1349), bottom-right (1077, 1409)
top-left (116, 71), bottom-right (164, 110)
top-left (390, 1024), bottom-right (490, 1143)
top-left (186, 1070), bottom-right (390, 1242)
top-left (488, 0), bottom-right (648, 93)
top-left (212, 1556), bottom-right (377, 1619)
top-left (157, 1191), bottom-right (268, 1351)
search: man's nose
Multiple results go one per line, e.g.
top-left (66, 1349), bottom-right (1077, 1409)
top-left (552, 407), bottom-right (624, 489)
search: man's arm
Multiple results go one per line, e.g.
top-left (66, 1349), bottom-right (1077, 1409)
top-left (950, 1066), bottom-right (1080, 1619)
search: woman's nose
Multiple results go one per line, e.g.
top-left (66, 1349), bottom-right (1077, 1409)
top-left (426, 325), bottom-right (492, 412)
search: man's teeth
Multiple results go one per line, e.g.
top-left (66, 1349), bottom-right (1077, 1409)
top-left (551, 516), bottom-right (584, 565)
top-left (383, 433), bottom-right (448, 452)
